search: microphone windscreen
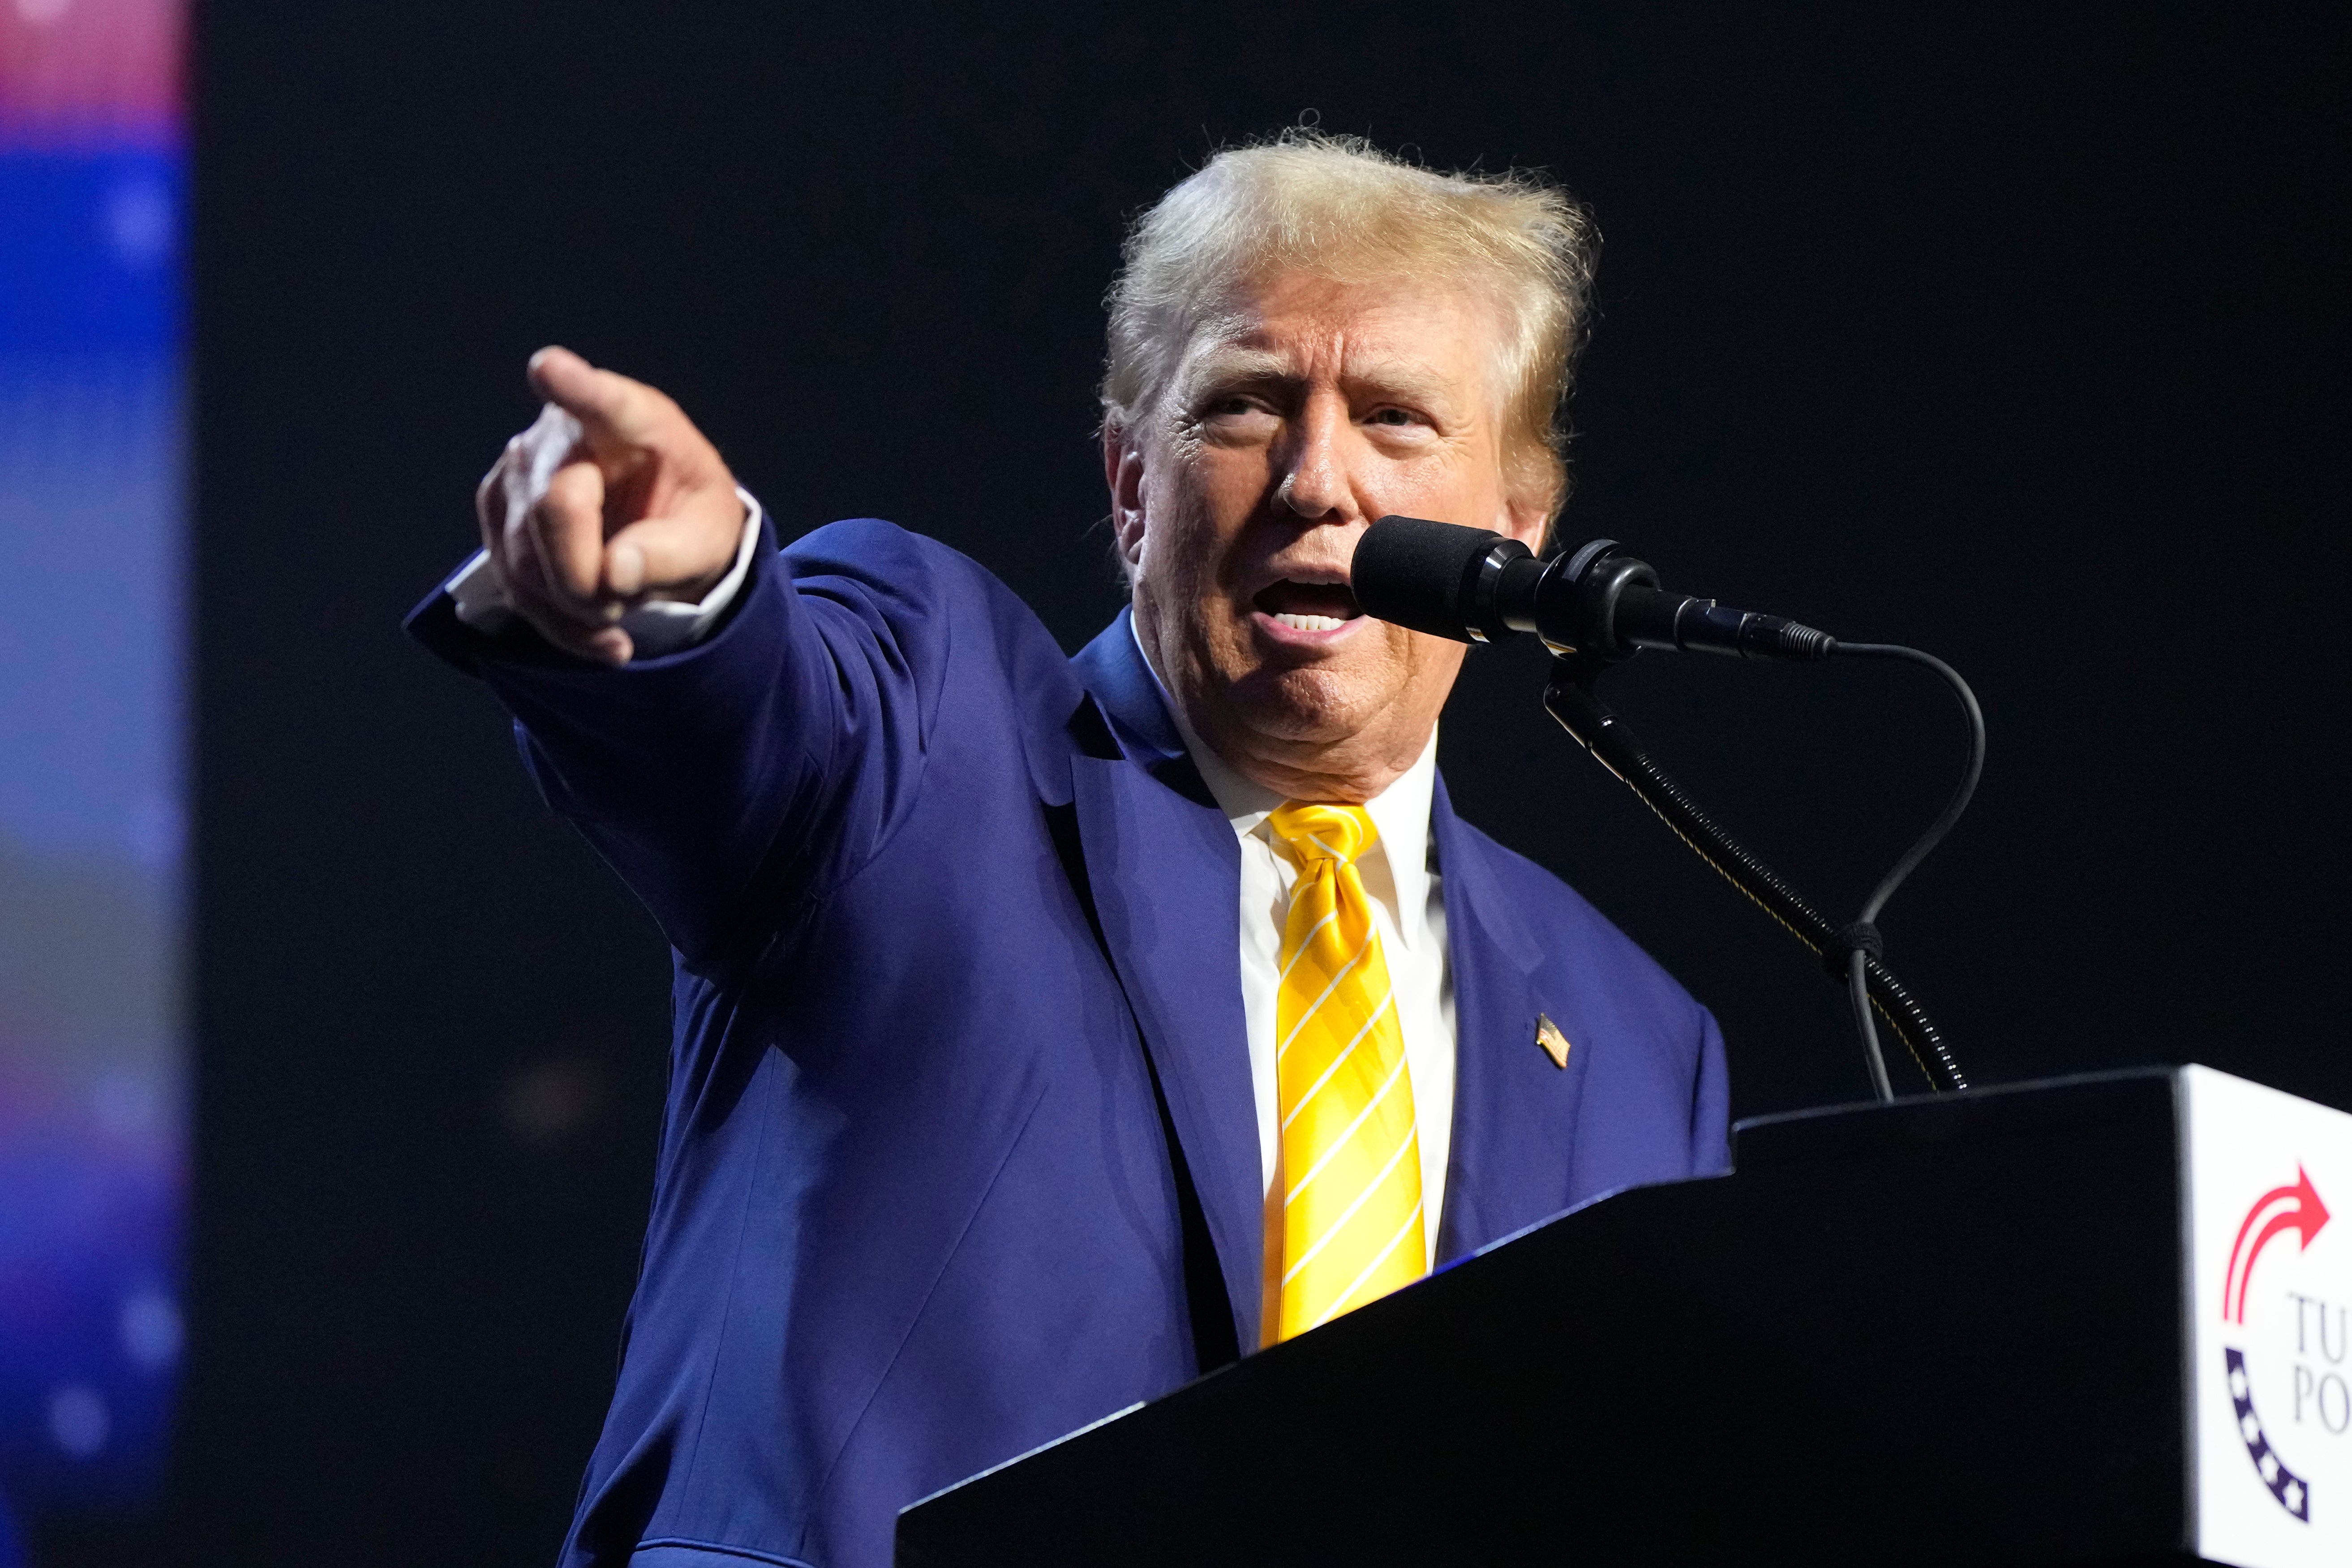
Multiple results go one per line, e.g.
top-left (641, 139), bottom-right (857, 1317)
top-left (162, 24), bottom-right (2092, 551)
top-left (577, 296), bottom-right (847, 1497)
top-left (1352, 515), bottom-right (1507, 643)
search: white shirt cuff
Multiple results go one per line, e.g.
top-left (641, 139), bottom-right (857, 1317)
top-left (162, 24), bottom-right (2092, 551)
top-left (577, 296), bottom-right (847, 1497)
top-left (446, 488), bottom-right (765, 659)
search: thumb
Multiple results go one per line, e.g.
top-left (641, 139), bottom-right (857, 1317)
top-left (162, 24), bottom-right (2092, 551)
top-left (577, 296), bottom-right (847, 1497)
top-left (527, 346), bottom-right (669, 452)
top-left (603, 509), bottom-right (743, 599)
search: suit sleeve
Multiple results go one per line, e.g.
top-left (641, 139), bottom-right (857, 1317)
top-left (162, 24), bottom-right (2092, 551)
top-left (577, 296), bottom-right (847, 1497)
top-left (405, 511), bottom-right (952, 966)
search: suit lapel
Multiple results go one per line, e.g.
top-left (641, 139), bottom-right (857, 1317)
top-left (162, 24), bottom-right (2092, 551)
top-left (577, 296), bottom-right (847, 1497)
top-left (1059, 616), bottom-right (1593, 1326)
top-left (1066, 614), bottom-right (1263, 1352)
top-left (1431, 776), bottom-right (1593, 1265)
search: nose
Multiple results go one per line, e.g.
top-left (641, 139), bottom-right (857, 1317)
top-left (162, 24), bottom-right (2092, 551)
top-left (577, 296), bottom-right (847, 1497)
top-left (1277, 395), bottom-right (1356, 523)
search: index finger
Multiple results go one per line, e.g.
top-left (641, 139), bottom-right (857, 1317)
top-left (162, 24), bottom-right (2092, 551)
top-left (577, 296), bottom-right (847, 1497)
top-left (526, 345), bottom-right (669, 452)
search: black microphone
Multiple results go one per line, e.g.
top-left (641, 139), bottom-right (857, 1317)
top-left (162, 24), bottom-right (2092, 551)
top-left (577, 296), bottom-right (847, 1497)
top-left (1351, 514), bottom-right (1833, 662)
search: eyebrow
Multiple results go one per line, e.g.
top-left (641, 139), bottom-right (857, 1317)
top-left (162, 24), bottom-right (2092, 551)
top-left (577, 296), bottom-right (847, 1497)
top-left (1180, 345), bottom-right (1291, 388)
top-left (1180, 344), bottom-right (1465, 414)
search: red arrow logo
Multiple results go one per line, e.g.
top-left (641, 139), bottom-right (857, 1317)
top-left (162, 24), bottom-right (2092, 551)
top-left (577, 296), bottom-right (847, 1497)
top-left (2224, 1166), bottom-right (2331, 1324)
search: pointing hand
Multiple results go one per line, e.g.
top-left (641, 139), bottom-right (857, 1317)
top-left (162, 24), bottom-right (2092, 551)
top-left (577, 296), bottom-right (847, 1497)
top-left (474, 347), bottom-right (747, 665)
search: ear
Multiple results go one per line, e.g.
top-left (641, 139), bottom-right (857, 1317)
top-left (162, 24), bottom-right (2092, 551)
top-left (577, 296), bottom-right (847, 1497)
top-left (1498, 491), bottom-right (1553, 555)
top-left (1103, 422), bottom-right (1150, 579)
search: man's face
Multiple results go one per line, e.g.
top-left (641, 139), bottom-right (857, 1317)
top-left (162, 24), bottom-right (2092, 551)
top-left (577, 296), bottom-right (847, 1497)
top-left (1112, 270), bottom-right (1550, 801)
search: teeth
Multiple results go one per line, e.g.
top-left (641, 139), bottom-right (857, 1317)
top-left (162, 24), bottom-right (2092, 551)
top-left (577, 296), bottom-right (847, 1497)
top-left (1274, 613), bottom-right (1346, 632)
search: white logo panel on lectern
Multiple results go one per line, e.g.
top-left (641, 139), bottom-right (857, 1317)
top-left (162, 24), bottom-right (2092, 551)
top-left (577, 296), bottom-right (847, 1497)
top-left (2186, 1066), bottom-right (2352, 1568)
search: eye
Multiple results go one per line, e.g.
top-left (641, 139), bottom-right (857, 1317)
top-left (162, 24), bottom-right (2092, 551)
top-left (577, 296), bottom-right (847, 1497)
top-left (1196, 392), bottom-right (1280, 439)
top-left (1364, 406), bottom-right (1422, 428)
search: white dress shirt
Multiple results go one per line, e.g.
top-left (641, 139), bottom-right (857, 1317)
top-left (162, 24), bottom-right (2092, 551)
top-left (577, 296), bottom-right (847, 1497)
top-left (448, 500), bottom-right (1459, 1279)
top-left (1130, 620), bottom-right (1456, 1272)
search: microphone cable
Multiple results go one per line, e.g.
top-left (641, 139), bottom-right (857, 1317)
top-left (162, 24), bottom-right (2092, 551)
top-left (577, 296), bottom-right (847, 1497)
top-left (1821, 643), bottom-right (1985, 1100)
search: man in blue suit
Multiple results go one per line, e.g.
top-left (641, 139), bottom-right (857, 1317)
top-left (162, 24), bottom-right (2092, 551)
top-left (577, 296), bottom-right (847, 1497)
top-left (410, 133), bottom-right (1729, 1568)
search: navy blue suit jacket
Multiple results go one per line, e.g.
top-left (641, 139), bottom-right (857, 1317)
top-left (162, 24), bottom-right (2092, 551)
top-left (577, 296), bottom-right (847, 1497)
top-left (408, 514), bottom-right (1730, 1568)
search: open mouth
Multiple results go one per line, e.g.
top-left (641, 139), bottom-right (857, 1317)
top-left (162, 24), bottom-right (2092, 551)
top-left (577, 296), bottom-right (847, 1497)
top-left (1252, 580), bottom-right (1362, 634)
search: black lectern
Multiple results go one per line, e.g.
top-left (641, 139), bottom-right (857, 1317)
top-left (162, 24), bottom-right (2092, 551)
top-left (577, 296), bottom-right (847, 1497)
top-left (900, 1068), bottom-right (2352, 1567)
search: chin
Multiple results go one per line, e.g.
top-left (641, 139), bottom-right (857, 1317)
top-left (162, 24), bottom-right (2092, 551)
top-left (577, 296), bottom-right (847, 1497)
top-left (1224, 662), bottom-right (1387, 746)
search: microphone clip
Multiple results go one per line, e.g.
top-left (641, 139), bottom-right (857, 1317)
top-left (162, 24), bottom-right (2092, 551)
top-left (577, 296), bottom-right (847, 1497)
top-left (1545, 541), bottom-right (1659, 662)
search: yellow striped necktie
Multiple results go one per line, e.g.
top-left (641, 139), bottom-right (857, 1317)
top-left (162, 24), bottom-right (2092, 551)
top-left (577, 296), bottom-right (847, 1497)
top-left (1266, 802), bottom-right (1425, 1342)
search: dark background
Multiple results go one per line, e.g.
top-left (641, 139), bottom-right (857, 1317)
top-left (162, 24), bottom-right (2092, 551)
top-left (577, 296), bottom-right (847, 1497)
top-left (73, 3), bottom-right (2348, 1564)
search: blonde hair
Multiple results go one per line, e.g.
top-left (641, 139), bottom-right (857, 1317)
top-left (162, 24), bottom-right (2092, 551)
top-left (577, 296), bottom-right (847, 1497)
top-left (1101, 130), bottom-right (1599, 524)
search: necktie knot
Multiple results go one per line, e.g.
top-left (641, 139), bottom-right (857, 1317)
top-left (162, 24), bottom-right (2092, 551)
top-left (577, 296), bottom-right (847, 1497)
top-left (1266, 802), bottom-right (1377, 868)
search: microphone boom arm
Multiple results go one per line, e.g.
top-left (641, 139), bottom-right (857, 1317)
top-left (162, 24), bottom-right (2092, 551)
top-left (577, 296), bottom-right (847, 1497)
top-left (1541, 655), bottom-right (1970, 1097)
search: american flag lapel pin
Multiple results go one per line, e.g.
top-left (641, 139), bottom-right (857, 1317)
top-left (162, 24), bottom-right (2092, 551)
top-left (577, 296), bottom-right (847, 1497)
top-left (1535, 1014), bottom-right (1571, 1070)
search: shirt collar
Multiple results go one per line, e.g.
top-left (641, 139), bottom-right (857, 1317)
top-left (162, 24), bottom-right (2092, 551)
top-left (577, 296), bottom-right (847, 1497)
top-left (1126, 614), bottom-right (1441, 951)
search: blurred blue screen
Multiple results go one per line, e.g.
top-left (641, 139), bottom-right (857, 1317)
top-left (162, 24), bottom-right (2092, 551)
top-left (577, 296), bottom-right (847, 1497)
top-left (1, 4), bottom-right (188, 1557)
